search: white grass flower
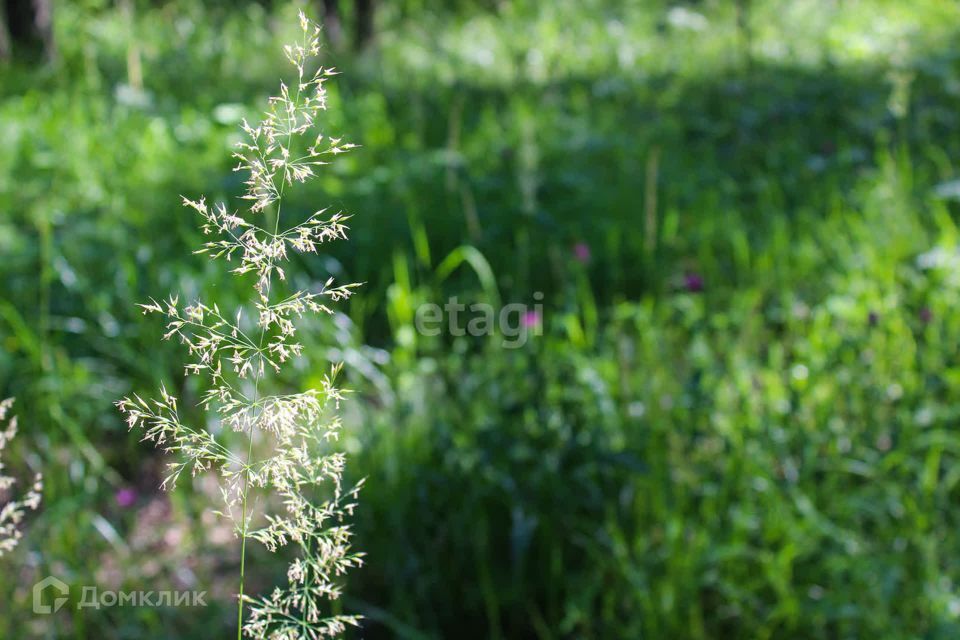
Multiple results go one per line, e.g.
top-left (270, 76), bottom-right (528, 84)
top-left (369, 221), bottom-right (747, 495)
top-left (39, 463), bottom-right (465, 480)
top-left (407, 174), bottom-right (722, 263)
top-left (117, 12), bottom-right (363, 638)
top-left (0, 398), bottom-right (43, 557)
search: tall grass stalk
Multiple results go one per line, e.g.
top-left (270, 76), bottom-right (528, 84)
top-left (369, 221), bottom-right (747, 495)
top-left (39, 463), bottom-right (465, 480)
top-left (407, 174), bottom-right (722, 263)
top-left (117, 12), bottom-right (364, 638)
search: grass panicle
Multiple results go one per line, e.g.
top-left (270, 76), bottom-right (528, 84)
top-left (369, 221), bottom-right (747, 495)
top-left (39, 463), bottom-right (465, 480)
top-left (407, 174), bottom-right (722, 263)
top-left (117, 12), bottom-right (363, 638)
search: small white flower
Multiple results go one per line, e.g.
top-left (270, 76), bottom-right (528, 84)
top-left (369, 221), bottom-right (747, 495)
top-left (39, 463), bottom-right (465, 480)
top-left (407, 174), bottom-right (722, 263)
top-left (0, 399), bottom-right (43, 557)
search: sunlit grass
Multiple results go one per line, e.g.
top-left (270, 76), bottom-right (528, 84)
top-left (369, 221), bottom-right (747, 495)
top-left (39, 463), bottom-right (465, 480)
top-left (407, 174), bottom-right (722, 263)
top-left (4, 0), bottom-right (960, 638)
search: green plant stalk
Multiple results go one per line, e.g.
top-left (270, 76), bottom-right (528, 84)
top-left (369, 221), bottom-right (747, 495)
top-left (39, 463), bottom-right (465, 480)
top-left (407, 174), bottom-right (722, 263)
top-left (236, 155), bottom-right (289, 635)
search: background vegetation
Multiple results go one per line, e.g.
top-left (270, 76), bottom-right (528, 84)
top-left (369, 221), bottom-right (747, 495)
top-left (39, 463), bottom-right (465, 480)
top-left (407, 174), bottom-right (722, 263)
top-left (5, 0), bottom-right (960, 637)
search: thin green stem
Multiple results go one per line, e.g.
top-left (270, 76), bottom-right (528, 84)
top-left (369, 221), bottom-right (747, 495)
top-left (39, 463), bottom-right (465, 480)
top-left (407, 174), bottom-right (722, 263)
top-left (301, 536), bottom-right (311, 628)
top-left (236, 431), bottom-right (255, 639)
top-left (236, 278), bottom-right (271, 636)
top-left (236, 29), bottom-right (305, 634)
top-left (236, 153), bottom-right (290, 637)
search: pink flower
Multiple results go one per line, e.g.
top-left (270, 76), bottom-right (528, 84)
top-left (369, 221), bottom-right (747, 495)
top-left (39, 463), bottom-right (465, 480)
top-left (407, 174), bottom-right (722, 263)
top-left (522, 310), bottom-right (541, 328)
top-left (684, 272), bottom-right (704, 293)
top-left (573, 243), bottom-right (591, 264)
top-left (115, 487), bottom-right (137, 508)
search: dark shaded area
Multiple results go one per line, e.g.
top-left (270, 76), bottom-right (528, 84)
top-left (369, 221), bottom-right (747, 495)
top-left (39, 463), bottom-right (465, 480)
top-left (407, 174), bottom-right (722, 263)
top-left (316, 0), bottom-right (375, 50)
top-left (0, 0), bottom-right (53, 61)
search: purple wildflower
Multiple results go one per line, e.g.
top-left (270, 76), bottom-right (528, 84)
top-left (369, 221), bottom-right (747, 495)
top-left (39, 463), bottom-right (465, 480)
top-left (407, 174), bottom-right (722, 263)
top-left (115, 487), bottom-right (137, 508)
top-left (684, 272), bottom-right (704, 293)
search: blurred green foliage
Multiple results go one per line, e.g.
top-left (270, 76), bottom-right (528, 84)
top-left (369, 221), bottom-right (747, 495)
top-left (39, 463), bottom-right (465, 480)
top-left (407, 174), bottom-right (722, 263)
top-left (5, 0), bottom-right (960, 637)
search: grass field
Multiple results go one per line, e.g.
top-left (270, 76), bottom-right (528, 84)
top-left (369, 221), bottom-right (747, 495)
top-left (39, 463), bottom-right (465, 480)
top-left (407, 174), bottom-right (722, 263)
top-left (5, 0), bottom-right (960, 637)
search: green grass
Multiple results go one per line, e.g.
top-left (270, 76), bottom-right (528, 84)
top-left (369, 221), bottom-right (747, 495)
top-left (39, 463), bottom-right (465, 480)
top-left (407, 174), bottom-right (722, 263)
top-left (5, 0), bottom-right (960, 637)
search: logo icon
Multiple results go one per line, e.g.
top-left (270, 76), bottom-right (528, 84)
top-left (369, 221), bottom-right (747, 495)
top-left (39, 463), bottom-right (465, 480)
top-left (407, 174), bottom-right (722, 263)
top-left (33, 576), bottom-right (68, 614)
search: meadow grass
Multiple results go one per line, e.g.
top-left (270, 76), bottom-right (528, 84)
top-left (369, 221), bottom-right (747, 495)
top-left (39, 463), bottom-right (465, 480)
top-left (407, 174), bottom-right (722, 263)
top-left (4, 0), bottom-right (960, 637)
